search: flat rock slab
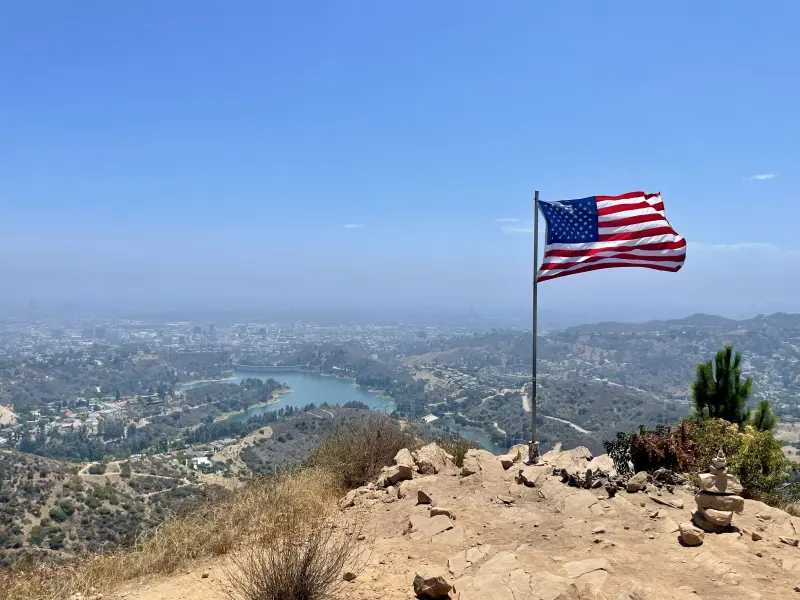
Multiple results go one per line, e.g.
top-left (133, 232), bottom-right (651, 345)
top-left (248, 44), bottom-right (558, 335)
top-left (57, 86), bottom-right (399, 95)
top-left (409, 514), bottom-right (453, 542)
top-left (431, 525), bottom-right (464, 545)
top-left (559, 558), bottom-right (615, 579)
top-left (448, 545), bottom-right (492, 578)
top-left (576, 569), bottom-right (609, 595)
top-left (698, 472), bottom-right (743, 495)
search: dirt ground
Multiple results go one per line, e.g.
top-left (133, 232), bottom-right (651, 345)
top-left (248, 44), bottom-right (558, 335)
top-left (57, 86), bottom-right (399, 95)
top-left (105, 447), bottom-right (800, 600)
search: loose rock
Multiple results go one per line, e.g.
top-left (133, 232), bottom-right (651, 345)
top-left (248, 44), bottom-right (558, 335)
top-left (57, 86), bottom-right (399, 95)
top-left (679, 522), bottom-right (705, 546)
top-left (417, 490), bottom-right (433, 505)
top-left (412, 572), bottom-right (453, 598)
top-left (626, 472), bottom-right (648, 493)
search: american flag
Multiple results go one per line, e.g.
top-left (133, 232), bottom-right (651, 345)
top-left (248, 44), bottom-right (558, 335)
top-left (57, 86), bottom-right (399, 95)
top-left (537, 191), bottom-right (686, 282)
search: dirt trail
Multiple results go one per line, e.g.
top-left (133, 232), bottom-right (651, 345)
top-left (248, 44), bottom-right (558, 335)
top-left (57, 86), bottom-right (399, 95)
top-left (104, 445), bottom-right (799, 600)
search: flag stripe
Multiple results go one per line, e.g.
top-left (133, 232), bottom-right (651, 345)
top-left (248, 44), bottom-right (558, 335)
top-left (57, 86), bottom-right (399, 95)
top-left (599, 226), bottom-right (677, 241)
top-left (541, 248), bottom-right (686, 267)
top-left (537, 192), bottom-right (685, 282)
top-left (538, 261), bottom-right (682, 282)
top-left (543, 238), bottom-right (686, 258)
top-left (598, 212), bottom-right (667, 228)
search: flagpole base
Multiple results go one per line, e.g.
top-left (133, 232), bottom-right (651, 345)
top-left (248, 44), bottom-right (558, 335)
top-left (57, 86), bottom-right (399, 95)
top-left (526, 441), bottom-right (540, 465)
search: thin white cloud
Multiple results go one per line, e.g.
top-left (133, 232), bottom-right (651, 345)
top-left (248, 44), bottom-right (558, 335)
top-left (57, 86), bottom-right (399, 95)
top-left (502, 225), bottom-right (534, 235)
top-left (749, 173), bottom-right (778, 181)
top-left (689, 242), bottom-right (779, 252)
top-left (495, 217), bottom-right (521, 223)
top-left (343, 224), bottom-right (365, 229)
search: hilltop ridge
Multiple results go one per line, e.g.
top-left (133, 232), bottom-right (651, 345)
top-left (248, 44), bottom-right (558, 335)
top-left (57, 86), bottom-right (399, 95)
top-left (107, 443), bottom-right (798, 600)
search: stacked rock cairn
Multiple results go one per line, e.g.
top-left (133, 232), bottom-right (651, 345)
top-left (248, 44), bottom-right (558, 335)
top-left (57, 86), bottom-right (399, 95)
top-left (692, 449), bottom-right (745, 532)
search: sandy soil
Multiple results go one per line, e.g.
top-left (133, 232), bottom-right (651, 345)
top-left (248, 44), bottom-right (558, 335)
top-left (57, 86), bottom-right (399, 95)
top-left (0, 404), bottom-right (17, 426)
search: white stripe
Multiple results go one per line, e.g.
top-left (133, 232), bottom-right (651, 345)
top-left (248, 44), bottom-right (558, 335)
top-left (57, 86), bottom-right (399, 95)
top-left (595, 197), bottom-right (647, 209)
top-left (540, 256), bottom-right (685, 276)
top-left (545, 233), bottom-right (682, 252)
top-left (598, 206), bottom-right (663, 223)
top-left (542, 247), bottom-right (687, 265)
top-left (598, 220), bottom-right (674, 236)
top-left (646, 194), bottom-right (666, 218)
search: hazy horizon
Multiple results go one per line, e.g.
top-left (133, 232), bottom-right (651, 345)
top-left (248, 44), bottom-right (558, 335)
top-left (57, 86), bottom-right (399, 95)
top-left (3, 3), bottom-right (799, 319)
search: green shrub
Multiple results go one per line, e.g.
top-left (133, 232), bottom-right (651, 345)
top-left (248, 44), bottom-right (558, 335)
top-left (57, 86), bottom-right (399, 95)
top-left (48, 507), bottom-right (67, 523)
top-left (88, 463), bottom-right (106, 475)
top-left (604, 418), bottom-right (791, 500)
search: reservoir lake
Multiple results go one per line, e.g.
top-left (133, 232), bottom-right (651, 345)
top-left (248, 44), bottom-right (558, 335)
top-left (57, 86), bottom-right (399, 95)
top-left (177, 370), bottom-right (507, 454)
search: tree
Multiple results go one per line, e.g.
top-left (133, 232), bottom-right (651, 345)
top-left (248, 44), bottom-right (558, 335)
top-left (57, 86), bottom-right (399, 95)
top-left (749, 400), bottom-right (778, 432)
top-left (692, 344), bottom-right (753, 427)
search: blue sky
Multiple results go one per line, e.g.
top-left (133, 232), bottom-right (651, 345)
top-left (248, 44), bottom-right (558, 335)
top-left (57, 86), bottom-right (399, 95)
top-left (2, 1), bottom-right (798, 319)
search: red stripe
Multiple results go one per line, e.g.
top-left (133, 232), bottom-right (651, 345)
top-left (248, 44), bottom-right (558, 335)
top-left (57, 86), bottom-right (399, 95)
top-left (601, 213), bottom-right (667, 228)
top-left (538, 261), bottom-right (682, 282)
top-left (599, 227), bottom-right (676, 242)
top-left (541, 252), bottom-right (685, 271)
top-left (543, 238), bottom-right (686, 258)
top-left (645, 192), bottom-right (661, 200)
top-left (597, 201), bottom-right (665, 217)
top-left (594, 191), bottom-right (646, 202)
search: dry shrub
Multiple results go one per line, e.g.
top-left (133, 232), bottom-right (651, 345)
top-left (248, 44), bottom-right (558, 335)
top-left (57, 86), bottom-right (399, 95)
top-left (308, 413), bottom-right (417, 489)
top-left (436, 434), bottom-right (478, 468)
top-left (0, 468), bottom-right (342, 600)
top-left (628, 422), bottom-right (702, 473)
top-left (224, 513), bottom-right (365, 600)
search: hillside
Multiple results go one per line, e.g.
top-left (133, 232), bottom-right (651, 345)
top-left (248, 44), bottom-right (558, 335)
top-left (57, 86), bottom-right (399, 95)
top-left (93, 444), bottom-right (798, 599)
top-left (0, 450), bottom-right (224, 568)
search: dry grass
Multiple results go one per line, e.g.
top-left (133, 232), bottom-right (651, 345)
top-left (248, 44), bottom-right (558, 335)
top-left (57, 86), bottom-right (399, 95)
top-left (224, 512), bottom-right (365, 600)
top-left (437, 434), bottom-right (478, 468)
top-left (308, 413), bottom-right (417, 489)
top-left (0, 468), bottom-right (342, 600)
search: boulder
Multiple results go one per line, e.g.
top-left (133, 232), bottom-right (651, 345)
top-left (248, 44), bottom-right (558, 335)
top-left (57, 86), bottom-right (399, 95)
top-left (626, 472), bottom-right (648, 493)
top-left (395, 448), bottom-right (416, 470)
top-left (695, 491), bottom-right (744, 513)
top-left (586, 454), bottom-right (616, 476)
top-left (499, 445), bottom-right (525, 470)
top-left (692, 510), bottom-right (728, 533)
top-left (546, 446), bottom-right (594, 474)
top-left (339, 489), bottom-right (358, 510)
top-left (430, 506), bottom-right (455, 519)
top-left (413, 443), bottom-right (452, 475)
top-left (377, 464), bottom-right (413, 487)
top-left (697, 472), bottom-right (744, 495)
top-left (461, 452), bottom-right (481, 477)
top-left (417, 490), bottom-right (433, 505)
top-left (413, 572), bottom-right (453, 599)
top-left (701, 508), bottom-right (734, 527)
top-left (460, 449), bottom-right (505, 480)
top-left (517, 465), bottom-right (548, 487)
top-left (679, 522), bottom-right (705, 546)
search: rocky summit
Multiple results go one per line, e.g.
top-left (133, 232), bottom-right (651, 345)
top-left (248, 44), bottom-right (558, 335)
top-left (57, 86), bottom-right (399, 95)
top-left (108, 443), bottom-right (800, 600)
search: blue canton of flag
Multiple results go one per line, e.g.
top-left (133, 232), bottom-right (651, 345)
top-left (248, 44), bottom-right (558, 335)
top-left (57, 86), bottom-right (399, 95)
top-left (538, 197), bottom-right (599, 244)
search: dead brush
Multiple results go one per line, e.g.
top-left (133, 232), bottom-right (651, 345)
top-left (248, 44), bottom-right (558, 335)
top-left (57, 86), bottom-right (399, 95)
top-left (308, 413), bottom-right (418, 489)
top-left (223, 512), bottom-right (368, 600)
top-left (0, 468), bottom-right (342, 600)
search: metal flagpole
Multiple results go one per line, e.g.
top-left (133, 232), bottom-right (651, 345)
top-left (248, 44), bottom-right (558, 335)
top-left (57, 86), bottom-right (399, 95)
top-left (529, 190), bottom-right (541, 464)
